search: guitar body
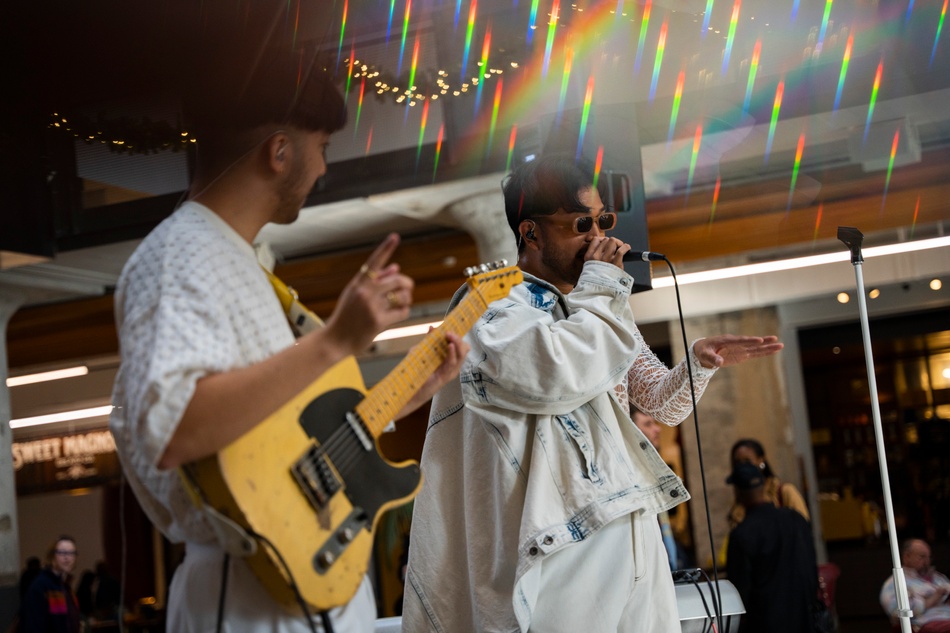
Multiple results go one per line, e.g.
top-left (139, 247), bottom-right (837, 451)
top-left (186, 262), bottom-right (522, 613)
top-left (188, 355), bottom-right (421, 612)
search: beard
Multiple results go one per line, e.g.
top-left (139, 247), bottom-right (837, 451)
top-left (538, 240), bottom-right (587, 291)
top-left (272, 152), bottom-right (311, 225)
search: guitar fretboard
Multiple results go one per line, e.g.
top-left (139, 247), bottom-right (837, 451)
top-left (355, 286), bottom-right (491, 437)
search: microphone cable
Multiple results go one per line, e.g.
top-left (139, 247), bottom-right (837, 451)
top-left (630, 250), bottom-right (725, 633)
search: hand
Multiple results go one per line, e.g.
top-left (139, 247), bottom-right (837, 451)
top-left (396, 331), bottom-right (470, 420)
top-left (323, 233), bottom-right (414, 355)
top-left (693, 335), bottom-right (784, 369)
top-left (584, 236), bottom-right (631, 269)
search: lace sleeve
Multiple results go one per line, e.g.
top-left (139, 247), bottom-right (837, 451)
top-left (619, 327), bottom-right (718, 426)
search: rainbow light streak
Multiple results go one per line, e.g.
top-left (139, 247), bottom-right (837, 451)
top-left (864, 59), bottom-right (884, 143)
top-left (344, 44), bottom-right (356, 106)
top-left (576, 75), bottom-right (595, 159)
top-left (931, 0), bottom-right (948, 67)
top-left (337, 0), bottom-right (348, 67)
top-left (354, 78), bottom-right (365, 135)
top-left (408, 35), bottom-right (421, 105)
top-left (667, 70), bottom-right (685, 144)
top-left (558, 47), bottom-right (575, 121)
top-left (722, 0), bottom-right (741, 75)
top-left (812, 203), bottom-right (823, 242)
top-left (416, 97), bottom-right (430, 165)
top-left (911, 195), bottom-right (920, 237)
top-left (686, 125), bottom-right (703, 200)
top-left (593, 145), bottom-right (604, 190)
top-left (701, 0), bottom-right (714, 38)
top-left (833, 32), bottom-right (853, 114)
top-left (787, 131), bottom-right (806, 211)
top-left (433, 124), bottom-right (444, 182)
top-left (388, 0), bottom-right (397, 41)
top-left (765, 80), bottom-right (785, 163)
top-left (487, 78), bottom-right (504, 156)
top-left (506, 125), bottom-right (518, 172)
top-left (649, 20), bottom-right (668, 102)
top-left (817, 0), bottom-right (834, 54)
top-left (743, 39), bottom-right (761, 112)
top-left (475, 23), bottom-right (492, 115)
top-left (455, 0), bottom-right (463, 30)
top-left (528, 0), bottom-right (540, 43)
top-left (365, 126), bottom-right (374, 156)
top-left (905, 0), bottom-right (915, 23)
top-left (399, 0), bottom-right (413, 76)
top-left (293, 1), bottom-right (300, 49)
top-left (635, 0), bottom-right (653, 73)
top-left (881, 127), bottom-right (900, 212)
top-left (709, 175), bottom-right (721, 225)
top-left (543, 0), bottom-right (562, 78)
top-left (791, 0), bottom-right (800, 21)
top-left (462, 0), bottom-right (477, 82)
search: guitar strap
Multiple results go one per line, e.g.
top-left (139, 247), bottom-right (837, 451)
top-left (261, 268), bottom-right (324, 337)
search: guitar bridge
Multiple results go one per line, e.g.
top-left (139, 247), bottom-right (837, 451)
top-left (292, 442), bottom-right (343, 510)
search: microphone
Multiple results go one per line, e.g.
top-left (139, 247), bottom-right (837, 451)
top-left (623, 250), bottom-right (666, 262)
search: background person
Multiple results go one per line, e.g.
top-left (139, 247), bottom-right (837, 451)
top-left (880, 539), bottom-right (950, 632)
top-left (726, 463), bottom-right (819, 633)
top-left (20, 536), bottom-right (82, 633)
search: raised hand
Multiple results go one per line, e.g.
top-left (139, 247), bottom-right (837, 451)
top-left (324, 233), bottom-right (415, 355)
top-left (693, 335), bottom-right (784, 369)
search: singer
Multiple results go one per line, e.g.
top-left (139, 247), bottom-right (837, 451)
top-left (405, 153), bottom-right (784, 633)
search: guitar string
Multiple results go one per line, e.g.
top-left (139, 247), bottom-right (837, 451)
top-left (306, 293), bottom-right (486, 481)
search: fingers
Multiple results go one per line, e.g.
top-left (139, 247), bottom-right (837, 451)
top-left (360, 233), bottom-right (401, 278)
top-left (585, 237), bottom-right (631, 266)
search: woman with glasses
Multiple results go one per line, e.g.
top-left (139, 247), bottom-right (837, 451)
top-left (20, 535), bottom-right (82, 633)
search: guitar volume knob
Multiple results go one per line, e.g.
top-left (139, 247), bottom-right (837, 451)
top-left (317, 551), bottom-right (336, 569)
top-left (337, 527), bottom-right (355, 544)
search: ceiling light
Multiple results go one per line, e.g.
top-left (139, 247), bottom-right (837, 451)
top-left (650, 235), bottom-right (950, 288)
top-left (9, 405), bottom-right (113, 429)
top-left (6, 366), bottom-right (89, 388)
top-left (931, 279), bottom-right (943, 290)
top-left (868, 288), bottom-right (881, 299)
top-left (837, 292), bottom-right (850, 304)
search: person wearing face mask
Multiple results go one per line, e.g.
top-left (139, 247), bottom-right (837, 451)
top-left (403, 153), bottom-right (784, 633)
top-left (727, 438), bottom-right (810, 531)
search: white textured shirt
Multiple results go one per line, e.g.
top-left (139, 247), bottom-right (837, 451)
top-left (110, 202), bottom-right (374, 631)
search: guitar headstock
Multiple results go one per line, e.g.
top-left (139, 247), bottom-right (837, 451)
top-left (463, 261), bottom-right (524, 304)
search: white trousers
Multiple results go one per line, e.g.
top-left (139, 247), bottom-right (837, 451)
top-left (529, 511), bottom-right (680, 633)
top-left (166, 542), bottom-right (377, 633)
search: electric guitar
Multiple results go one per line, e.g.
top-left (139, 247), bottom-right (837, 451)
top-left (183, 262), bottom-right (522, 612)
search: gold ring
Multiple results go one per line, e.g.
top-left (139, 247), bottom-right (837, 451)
top-left (387, 291), bottom-right (400, 308)
top-left (359, 264), bottom-right (378, 280)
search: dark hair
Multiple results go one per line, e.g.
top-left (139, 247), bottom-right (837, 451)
top-left (730, 438), bottom-right (775, 478)
top-left (184, 47), bottom-right (347, 170)
top-left (502, 153), bottom-right (608, 251)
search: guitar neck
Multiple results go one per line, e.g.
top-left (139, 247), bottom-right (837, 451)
top-left (355, 288), bottom-right (487, 438)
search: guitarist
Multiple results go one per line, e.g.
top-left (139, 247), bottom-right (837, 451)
top-left (108, 49), bottom-right (467, 632)
top-left (404, 153), bottom-right (784, 633)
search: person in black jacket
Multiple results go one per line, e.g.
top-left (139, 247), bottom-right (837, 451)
top-left (20, 536), bottom-right (81, 633)
top-left (726, 462), bottom-right (818, 633)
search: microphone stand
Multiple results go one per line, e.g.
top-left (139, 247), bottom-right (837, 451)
top-left (837, 227), bottom-right (913, 633)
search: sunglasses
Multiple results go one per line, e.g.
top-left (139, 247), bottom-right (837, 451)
top-left (533, 212), bottom-right (617, 234)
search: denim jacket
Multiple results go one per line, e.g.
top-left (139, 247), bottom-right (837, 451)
top-left (404, 262), bottom-right (715, 633)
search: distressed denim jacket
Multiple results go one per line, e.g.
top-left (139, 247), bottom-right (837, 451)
top-left (404, 262), bottom-right (715, 633)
